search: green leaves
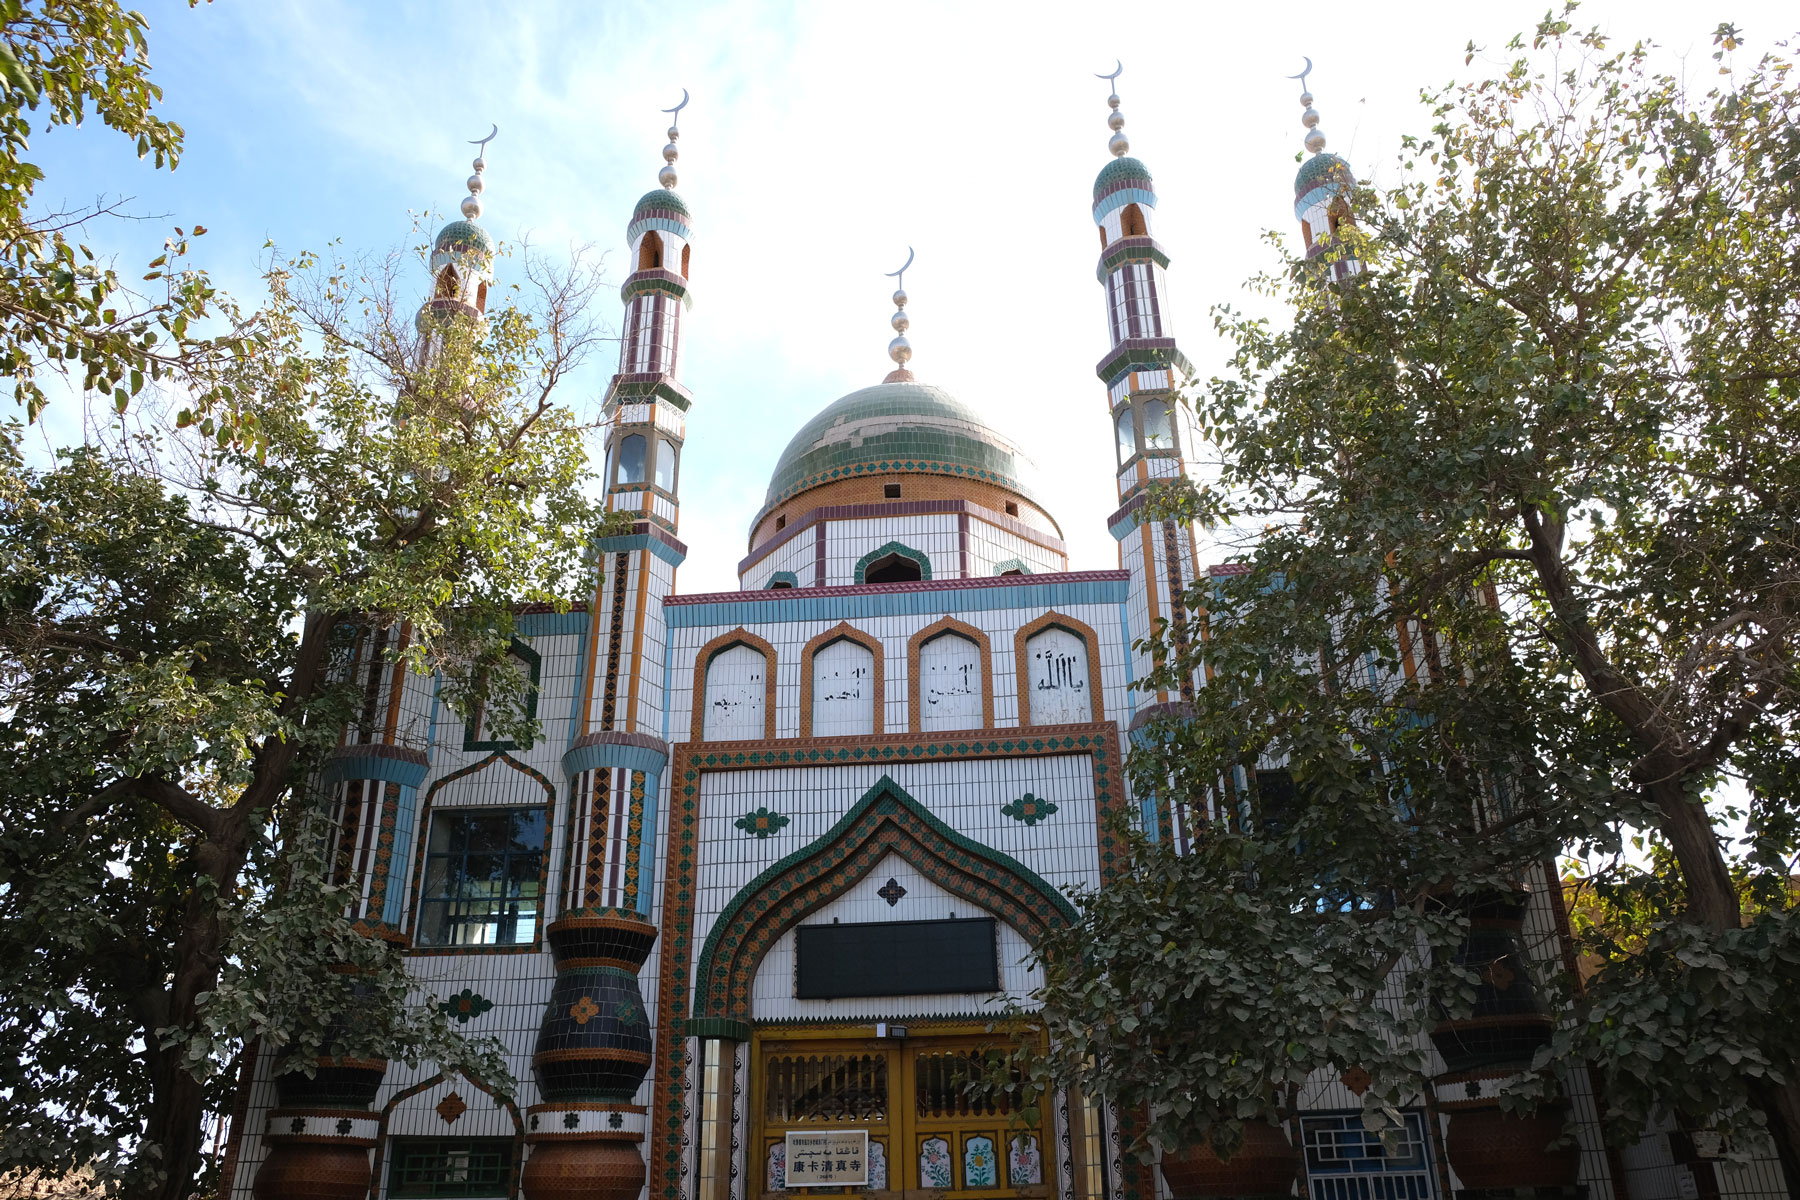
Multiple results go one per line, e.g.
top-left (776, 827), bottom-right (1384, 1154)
top-left (1026, 12), bottom-right (1800, 1168)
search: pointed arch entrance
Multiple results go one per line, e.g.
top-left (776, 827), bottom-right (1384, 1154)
top-left (691, 775), bottom-right (1076, 1024)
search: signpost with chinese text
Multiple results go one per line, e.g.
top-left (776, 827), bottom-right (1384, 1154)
top-left (783, 1130), bottom-right (869, 1187)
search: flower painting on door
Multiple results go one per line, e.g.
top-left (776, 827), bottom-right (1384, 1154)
top-left (920, 1137), bottom-right (952, 1189)
top-left (869, 1139), bottom-right (888, 1190)
top-left (964, 1135), bottom-right (998, 1188)
top-left (766, 1142), bottom-right (786, 1190)
top-left (1008, 1135), bottom-right (1042, 1186)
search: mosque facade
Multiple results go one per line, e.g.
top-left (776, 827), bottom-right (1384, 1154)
top-left (220, 72), bottom-right (1771, 1200)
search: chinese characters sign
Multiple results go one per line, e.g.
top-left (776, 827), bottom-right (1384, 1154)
top-left (783, 1129), bottom-right (869, 1187)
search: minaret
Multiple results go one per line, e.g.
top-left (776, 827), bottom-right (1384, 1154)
top-left (415, 126), bottom-right (499, 351)
top-left (1089, 63), bottom-right (1204, 719)
top-left (580, 91), bottom-right (694, 742)
top-left (522, 93), bottom-right (696, 1200)
top-left (1289, 60), bottom-right (1363, 280)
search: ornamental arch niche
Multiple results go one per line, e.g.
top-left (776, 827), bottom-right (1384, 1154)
top-left (690, 629), bottom-right (778, 743)
top-left (798, 622), bottom-right (885, 738)
top-left (690, 776), bottom-right (1077, 1024)
top-left (1015, 611), bottom-right (1105, 727)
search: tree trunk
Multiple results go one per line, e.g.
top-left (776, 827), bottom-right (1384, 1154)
top-left (143, 821), bottom-right (250, 1200)
top-left (1646, 777), bottom-right (1742, 933)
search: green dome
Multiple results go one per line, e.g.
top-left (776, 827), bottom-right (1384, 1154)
top-left (761, 381), bottom-right (1046, 515)
top-left (1295, 152), bottom-right (1353, 199)
top-left (1093, 156), bottom-right (1154, 200)
top-left (434, 219), bottom-right (494, 255)
top-left (633, 189), bottom-right (689, 219)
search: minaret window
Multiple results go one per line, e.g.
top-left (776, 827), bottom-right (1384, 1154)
top-left (680, 243), bottom-right (691, 278)
top-left (1115, 407), bottom-right (1136, 462)
top-left (617, 434), bottom-right (647, 485)
top-left (1121, 203), bottom-right (1147, 238)
top-left (435, 265), bottom-right (459, 299)
top-left (475, 281), bottom-right (488, 312)
top-left (655, 438), bottom-right (677, 491)
top-left (638, 230), bottom-right (664, 272)
top-left (1143, 400), bottom-right (1174, 451)
top-left (884, 483), bottom-right (902, 499)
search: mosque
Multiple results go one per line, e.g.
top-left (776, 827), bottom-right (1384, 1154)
top-left (221, 67), bottom-right (1772, 1200)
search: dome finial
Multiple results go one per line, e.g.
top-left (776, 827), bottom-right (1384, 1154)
top-left (882, 247), bottom-right (914, 383)
top-left (1286, 57), bottom-right (1327, 155)
top-left (658, 88), bottom-right (689, 189)
top-left (1094, 60), bottom-right (1128, 158)
top-left (462, 124), bottom-right (497, 220)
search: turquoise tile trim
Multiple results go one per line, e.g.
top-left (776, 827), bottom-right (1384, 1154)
top-left (766, 571), bottom-right (799, 589)
top-left (627, 215), bottom-right (691, 243)
top-left (322, 752), bottom-right (429, 789)
top-left (595, 532), bottom-right (687, 568)
top-left (637, 770), bottom-right (659, 918)
top-left (1109, 509), bottom-right (1141, 541)
top-left (663, 577), bottom-right (1130, 627)
top-left (1093, 187), bottom-right (1160, 220)
top-left (991, 558), bottom-right (1032, 576)
top-left (381, 783), bottom-right (419, 926)
top-left (565, 605), bottom-right (596, 753)
top-left (853, 541), bottom-right (931, 584)
top-left (562, 739), bottom-right (669, 778)
top-left (517, 610), bottom-right (588, 638)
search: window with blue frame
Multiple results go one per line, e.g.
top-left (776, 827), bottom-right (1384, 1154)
top-left (1300, 1111), bottom-right (1435, 1200)
top-left (415, 807), bottom-right (546, 947)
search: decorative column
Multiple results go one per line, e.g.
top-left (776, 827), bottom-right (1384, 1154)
top-left (522, 911), bottom-right (658, 1200)
top-left (253, 130), bottom-right (498, 1195)
top-left (524, 96), bottom-right (694, 1199)
top-left (1085, 64), bottom-right (1205, 721)
top-left (1430, 891), bottom-right (1583, 1200)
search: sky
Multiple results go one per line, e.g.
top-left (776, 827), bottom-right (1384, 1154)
top-left (24, 0), bottom-right (1796, 595)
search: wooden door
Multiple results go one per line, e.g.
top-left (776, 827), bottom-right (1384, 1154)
top-left (755, 1031), bottom-right (1046, 1200)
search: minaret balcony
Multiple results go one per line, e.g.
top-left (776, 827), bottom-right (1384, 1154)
top-left (1094, 235), bottom-right (1170, 281)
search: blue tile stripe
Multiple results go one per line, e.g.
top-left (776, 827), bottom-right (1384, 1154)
top-left (663, 577), bottom-right (1129, 628)
top-left (322, 752), bottom-right (429, 789)
top-left (517, 609), bottom-right (590, 638)
top-left (596, 532), bottom-right (687, 568)
top-left (1093, 187), bottom-right (1159, 220)
top-left (562, 739), bottom-right (670, 778)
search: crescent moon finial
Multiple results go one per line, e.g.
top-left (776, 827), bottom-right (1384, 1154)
top-left (883, 248), bottom-right (915, 378)
top-left (1094, 59), bottom-right (1124, 84)
top-left (1285, 57), bottom-right (1313, 89)
top-left (661, 87), bottom-right (691, 123)
top-left (469, 123), bottom-right (499, 154)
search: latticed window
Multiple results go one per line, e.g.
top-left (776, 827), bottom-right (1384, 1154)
top-left (387, 1137), bottom-right (513, 1197)
top-left (415, 807), bottom-right (545, 947)
top-left (914, 1049), bottom-right (1020, 1119)
top-left (765, 1053), bottom-right (889, 1124)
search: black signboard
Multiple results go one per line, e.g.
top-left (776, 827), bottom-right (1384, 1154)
top-left (795, 917), bottom-right (999, 999)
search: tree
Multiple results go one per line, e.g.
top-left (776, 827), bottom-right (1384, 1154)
top-left (0, 235), bottom-right (622, 1199)
top-left (1019, 9), bottom-right (1800, 1183)
top-left (0, 1), bottom-right (239, 424)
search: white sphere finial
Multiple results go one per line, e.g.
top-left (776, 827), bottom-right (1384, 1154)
top-left (462, 124), bottom-right (497, 224)
top-left (1286, 58), bottom-right (1328, 156)
top-left (882, 248), bottom-right (915, 378)
top-left (658, 88), bottom-right (690, 190)
top-left (1094, 60), bottom-right (1128, 158)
